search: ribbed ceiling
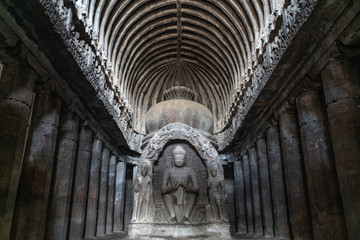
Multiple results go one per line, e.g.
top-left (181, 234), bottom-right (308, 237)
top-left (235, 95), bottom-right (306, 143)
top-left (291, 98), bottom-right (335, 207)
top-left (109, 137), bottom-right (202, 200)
top-left (71, 0), bottom-right (285, 133)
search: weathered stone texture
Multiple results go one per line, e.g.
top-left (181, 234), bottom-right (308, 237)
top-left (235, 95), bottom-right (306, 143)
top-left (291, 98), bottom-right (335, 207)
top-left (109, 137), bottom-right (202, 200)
top-left (68, 125), bottom-right (93, 239)
top-left (46, 110), bottom-right (79, 240)
top-left (0, 65), bottom-right (36, 239)
top-left (106, 155), bottom-right (117, 234)
top-left (233, 160), bottom-right (246, 234)
top-left (296, 90), bottom-right (347, 240)
top-left (279, 110), bottom-right (312, 240)
top-left (266, 124), bottom-right (290, 239)
top-left (123, 167), bottom-right (135, 231)
top-left (242, 154), bottom-right (253, 234)
top-left (84, 137), bottom-right (103, 238)
top-left (113, 161), bottom-right (126, 232)
top-left (96, 147), bottom-right (111, 236)
top-left (248, 147), bottom-right (263, 235)
top-left (321, 60), bottom-right (360, 240)
top-left (255, 137), bottom-right (274, 237)
top-left (11, 90), bottom-right (61, 240)
top-left (225, 178), bottom-right (237, 232)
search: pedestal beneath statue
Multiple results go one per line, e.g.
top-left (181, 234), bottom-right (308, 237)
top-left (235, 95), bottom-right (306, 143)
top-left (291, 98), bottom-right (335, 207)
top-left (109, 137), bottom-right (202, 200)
top-left (128, 222), bottom-right (231, 240)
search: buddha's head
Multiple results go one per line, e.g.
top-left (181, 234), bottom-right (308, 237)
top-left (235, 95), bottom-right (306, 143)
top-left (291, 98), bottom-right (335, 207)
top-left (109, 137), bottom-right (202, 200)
top-left (172, 145), bottom-right (187, 168)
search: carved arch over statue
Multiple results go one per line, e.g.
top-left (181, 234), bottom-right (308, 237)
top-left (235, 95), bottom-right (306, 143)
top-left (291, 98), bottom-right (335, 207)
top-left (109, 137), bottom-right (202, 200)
top-left (131, 122), bottom-right (226, 223)
top-left (141, 122), bottom-right (222, 166)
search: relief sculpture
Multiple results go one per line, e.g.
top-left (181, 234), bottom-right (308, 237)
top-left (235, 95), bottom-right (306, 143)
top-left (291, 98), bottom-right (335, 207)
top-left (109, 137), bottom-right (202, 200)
top-left (129, 123), bottom-right (231, 239)
top-left (208, 161), bottom-right (228, 222)
top-left (132, 161), bottom-right (153, 222)
top-left (161, 145), bottom-right (199, 224)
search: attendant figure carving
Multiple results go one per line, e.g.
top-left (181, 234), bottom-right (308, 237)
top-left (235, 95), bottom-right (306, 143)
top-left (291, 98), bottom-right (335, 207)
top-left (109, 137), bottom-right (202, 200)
top-left (132, 161), bottom-right (152, 222)
top-left (208, 161), bottom-right (228, 222)
top-left (161, 145), bottom-right (199, 224)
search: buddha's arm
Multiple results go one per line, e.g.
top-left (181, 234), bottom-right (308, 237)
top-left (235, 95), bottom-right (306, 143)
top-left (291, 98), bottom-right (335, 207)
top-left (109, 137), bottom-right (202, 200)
top-left (161, 170), bottom-right (171, 194)
top-left (186, 170), bottom-right (199, 193)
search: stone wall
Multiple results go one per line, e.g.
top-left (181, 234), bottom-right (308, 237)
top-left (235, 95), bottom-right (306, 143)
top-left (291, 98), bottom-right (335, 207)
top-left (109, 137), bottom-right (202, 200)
top-left (0, 38), bottom-right (137, 240)
top-left (229, 51), bottom-right (360, 240)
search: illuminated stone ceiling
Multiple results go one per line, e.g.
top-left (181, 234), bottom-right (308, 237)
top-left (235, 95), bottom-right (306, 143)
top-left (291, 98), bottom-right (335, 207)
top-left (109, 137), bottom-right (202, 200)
top-left (41, 0), bottom-right (316, 150)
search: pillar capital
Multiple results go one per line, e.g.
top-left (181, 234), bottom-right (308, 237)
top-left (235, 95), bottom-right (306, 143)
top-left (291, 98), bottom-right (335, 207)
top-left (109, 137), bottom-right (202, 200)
top-left (277, 100), bottom-right (296, 116)
top-left (241, 154), bottom-right (249, 161)
top-left (35, 78), bottom-right (57, 94)
top-left (329, 42), bottom-right (360, 63)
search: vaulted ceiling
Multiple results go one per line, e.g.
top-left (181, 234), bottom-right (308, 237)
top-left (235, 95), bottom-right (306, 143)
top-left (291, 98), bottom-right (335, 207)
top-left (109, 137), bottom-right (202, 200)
top-left (73, 0), bottom-right (285, 129)
top-left (40, 0), bottom-right (315, 150)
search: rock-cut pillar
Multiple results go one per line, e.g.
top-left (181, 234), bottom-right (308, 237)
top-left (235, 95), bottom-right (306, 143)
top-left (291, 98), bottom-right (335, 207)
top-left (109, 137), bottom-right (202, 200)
top-left (46, 110), bottom-right (79, 240)
top-left (266, 123), bottom-right (290, 239)
top-left (68, 124), bottom-right (93, 239)
top-left (248, 147), bottom-right (263, 235)
top-left (0, 65), bottom-right (36, 239)
top-left (296, 90), bottom-right (347, 239)
top-left (242, 154), bottom-right (253, 234)
top-left (234, 159), bottom-right (246, 234)
top-left (278, 107), bottom-right (312, 240)
top-left (84, 136), bottom-right (103, 237)
top-left (321, 60), bottom-right (360, 240)
top-left (11, 86), bottom-right (61, 240)
top-left (96, 148), bottom-right (111, 236)
top-left (113, 161), bottom-right (126, 232)
top-left (106, 155), bottom-right (117, 234)
top-left (255, 136), bottom-right (274, 237)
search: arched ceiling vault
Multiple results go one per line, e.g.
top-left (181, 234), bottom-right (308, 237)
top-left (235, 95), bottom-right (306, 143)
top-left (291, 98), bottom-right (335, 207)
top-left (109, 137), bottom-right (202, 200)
top-left (43, 0), bottom-right (316, 150)
top-left (75, 0), bottom-right (284, 130)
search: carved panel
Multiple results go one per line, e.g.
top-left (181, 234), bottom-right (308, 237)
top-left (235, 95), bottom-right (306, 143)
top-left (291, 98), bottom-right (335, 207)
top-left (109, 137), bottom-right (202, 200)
top-left (153, 142), bottom-right (208, 223)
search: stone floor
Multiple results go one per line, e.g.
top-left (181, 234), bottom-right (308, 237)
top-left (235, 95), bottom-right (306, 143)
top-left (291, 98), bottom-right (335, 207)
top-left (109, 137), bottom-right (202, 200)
top-left (85, 232), bottom-right (274, 240)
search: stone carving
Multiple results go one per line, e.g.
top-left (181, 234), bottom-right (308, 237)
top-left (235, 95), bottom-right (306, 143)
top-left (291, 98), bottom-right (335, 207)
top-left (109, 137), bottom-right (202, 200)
top-left (129, 123), bottom-right (231, 239)
top-left (132, 161), bottom-right (153, 222)
top-left (217, 0), bottom-right (317, 150)
top-left (130, 123), bottom-right (226, 223)
top-left (40, 0), bottom-right (316, 152)
top-left (39, 0), bottom-right (142, 151)
top-left (207, 161), bottom-right (228, 222)
top-left (161, 145), bottom-right (199, 224)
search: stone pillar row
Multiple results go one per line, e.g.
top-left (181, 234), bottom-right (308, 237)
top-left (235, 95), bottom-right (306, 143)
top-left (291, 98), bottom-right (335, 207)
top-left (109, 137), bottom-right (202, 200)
top-left (234, 124), bottom-right (291, 239)
top-left (233, 59), bottom-right (359, 240)
top-left (0, 64), bottom-right (128, 240)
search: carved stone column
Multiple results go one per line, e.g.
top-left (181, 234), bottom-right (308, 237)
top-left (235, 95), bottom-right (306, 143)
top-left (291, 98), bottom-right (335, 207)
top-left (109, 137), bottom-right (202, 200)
top-left (123, 166), bottom-right (136, 230)
top-left (97, 147), bottom-right (111, 236)
top-left (106, 155), bottom-right (117, 234)
top-left (248, 146), bottom-right (263, 235)
top-left (266, 123), bottom-right (290, 239)
top-left (68, 124), bottom-right (93, 240)
top-left (321, 59), bottom-right (360, 239)
top-left (255, 136), bottom-right (274, 237)
top-left (242, 154), bottom-right (253, 234)
top-left (278, 104), bottom-right (312, 240)
top-left (0, 65), bottom-right (36, 239)
top-left (46, 110), bottom-right (80, 240)
top-left (113, 161), bottom-right (126, 232)
top-left (84, 136), bottom-right (103, 238)
top-left (234, 159), bottom-right (246, 233)
top-left (12, 86), bottom-right (61, 240)
top-left (296, 89), bottom-right (347, 239)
